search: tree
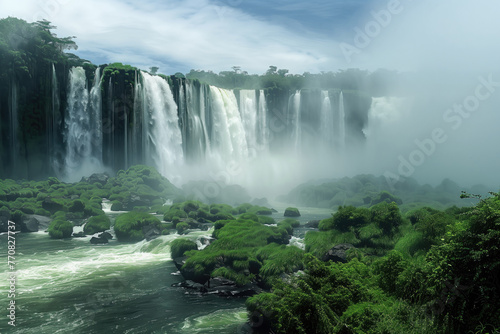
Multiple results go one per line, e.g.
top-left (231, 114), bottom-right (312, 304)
top-left (266, 65), bottom-right (277, 75)
top-left (149, 66), bottom-right (159, 75)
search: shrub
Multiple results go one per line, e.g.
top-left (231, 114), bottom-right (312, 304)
top-left (370, 202), bottom-right (403, 234)
top-left (321, 206), bottom-right (370, 232)
top-left (83, 215), bottom-right (111, 235)
top-left (48, 219), bottom-right (73, 239)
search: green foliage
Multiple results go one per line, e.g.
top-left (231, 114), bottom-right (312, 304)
top-left (83, 215), bottom-right (110, 235)
top-left (373, 250), bottom-right (407, 293)
top-left (394, 231), bottom-right (431, 257)
top-left (114, 211), bottom-right (161, 242)
top-left (415, 211), bottom-right (452, 244)
top-left (48, 219), bottom-right (73, 239)
top-left (170, 239), bottom-right (198, 258)
top-left (321, 206), bottom-right (370, 232)
top-left (176, 222), bottom-right (189, 235)
top-left (164, 207), bottom-right (188, 221)
top-left (370, 202), bottom-right (403, 234)
top-left (111, 201), bottom-right (123, 211)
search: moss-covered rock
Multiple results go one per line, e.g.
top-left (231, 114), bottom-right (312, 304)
top-left (171, 239), bottom-right (198, 258)
top-left (114, 211), bottom-right (162, 242)
top-left (83, 215), bottom-right (111, 235)
top-left (284, 207), bottom-right (301, 217)
top-left (48, 219), bottom-right (73, 239)
top-left (176, 222), bottom-right (189, 235)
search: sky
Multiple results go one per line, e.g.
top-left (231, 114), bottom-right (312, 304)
top-left (2, 0), bottom-right (500, 75)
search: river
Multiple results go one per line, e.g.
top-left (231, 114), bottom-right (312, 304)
top-left (0, 205), bottom-right (332, 333)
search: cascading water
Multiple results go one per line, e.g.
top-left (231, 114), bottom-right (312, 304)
top-left (89, 68), bottom-right (103, 162)
top-left (239, 90), bottom-right (258, 150)
top-left (290, 90), bottom-right (301, 153)
top-left (63, 66), bottom-right (103, 181)
top-left (338, 91), bottom-right (345, 150)
top-left (208, 86), bottom-right (248, 163)
top-left (180, 80), bottom-right (208, 163)
top-left (257, 90), bottom-right (268, 149)
top-left (140, 72), bottom-right (184, 181)
top-left (50, 64), bottom-right (61, 169)
top-left (320, 90), bottom-right (334, 146)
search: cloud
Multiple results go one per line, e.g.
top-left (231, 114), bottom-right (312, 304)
top-left (0, 0), bottom-right (343, 74)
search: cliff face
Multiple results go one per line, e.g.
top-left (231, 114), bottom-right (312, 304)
top-left (0, 18), bottom-right (373, 181)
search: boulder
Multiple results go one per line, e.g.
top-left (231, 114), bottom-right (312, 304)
top-left (20, 217), bottom-right (39, 232)
top-left (42, 198), bottom-right (65, 213)
top-left (284, 207), bottom-right (301, 217)
top-left (305, 220), bottom-right (320, 228)
top-left (20, 215), bottom-right (52, 232)
top-left (172, 277), bottom-right (262, 297)
top-left (122, 194), bottom-right (151, 211)
top-left (322, 243), bottom-right (355, 263)
top-left (99, 231), bottom-right (113, 240)
top-left (81, 173), bottom-right (109, 186)
top-left (90, 236), bottom-right (109, 244)
top-left (142, 224), bottom-right (160, 241)
top-left (72, 231), bottom-right (86, 238)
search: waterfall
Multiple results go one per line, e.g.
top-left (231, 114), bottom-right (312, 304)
top-left (63, 66), bottom-right (103, 181)
top-left (339, 91), bottom-right (345, 150)
top-left (208, 86), bottom-right (248, 162)
top-left (140, 72), bottom-right (184, 179)
top-left (131, 70), bottom-right (142, 167)
top-left (50, 64), bottom-right (60, 168)
top-left (180, 80), bottom-right (208, 163)
top-left (320, 90), bottom-right (334, 146)
top-left (289, 90), bottom-right (301, 152)
top-left (89, 68), bottom-right (102, 162)
top-left (239, 90), bottom-right (258, 150)
top-left (257, 90), bottom-right (268, 149)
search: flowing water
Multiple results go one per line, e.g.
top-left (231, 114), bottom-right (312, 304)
top-left (0, 203), bottom-right (332, 333)
top-left (0, 230), bottom-right (247, 334)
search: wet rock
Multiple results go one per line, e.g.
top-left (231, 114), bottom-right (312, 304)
top-left (90, 236), bottom-right (109, 244)
top-left (284, 207), bottom-right (301, 217)
top-left (172, 277), bottom-right (262, 297)
top-left (73, 231), bottom-right (86, 238)
top-left (42, 198), bottom-right (64, 213)
top-left (99, 231), bottom-right (113, 240)
top-left (322, 243), bottom-right (355, 263)
top-left (142, 225), bottom-right (160, 241)
top-left (305, 220), bottom-right (320, 228)
top-left (81, 173), bottom-right (109, 186)
top-left (20, 215), bottom-right (52, 232)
